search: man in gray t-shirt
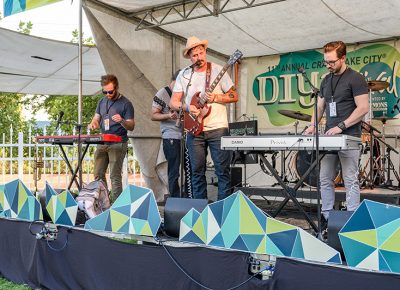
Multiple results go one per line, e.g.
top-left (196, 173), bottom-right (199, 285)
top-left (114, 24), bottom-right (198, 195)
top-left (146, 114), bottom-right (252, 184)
top-left (152, 71), bottom-right (183, 197)
top-left (304, 41), bottom-right (369, 236)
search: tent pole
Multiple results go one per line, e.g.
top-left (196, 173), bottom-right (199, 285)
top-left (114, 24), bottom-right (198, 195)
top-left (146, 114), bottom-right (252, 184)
top-left (77, 0), bottom-right (83, 189)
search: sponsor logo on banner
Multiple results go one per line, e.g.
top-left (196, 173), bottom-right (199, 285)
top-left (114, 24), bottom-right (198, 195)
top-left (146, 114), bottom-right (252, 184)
top-left (252, 44), bottom-right (400, 126)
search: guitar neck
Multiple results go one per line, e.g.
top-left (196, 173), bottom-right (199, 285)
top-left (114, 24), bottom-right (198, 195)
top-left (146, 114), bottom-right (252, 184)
top-left (199, 63), bottom-right (229, 107)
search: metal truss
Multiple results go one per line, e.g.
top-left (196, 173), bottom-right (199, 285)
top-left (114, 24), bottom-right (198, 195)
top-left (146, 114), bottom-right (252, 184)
top-left (132, 0), bottom-right (286, 31)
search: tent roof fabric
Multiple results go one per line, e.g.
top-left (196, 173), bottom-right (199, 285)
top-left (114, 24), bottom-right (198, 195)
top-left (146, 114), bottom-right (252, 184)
top-left (0, 27), bottom-right (105, 95)
top-left (89, 0), bottom-right (400, 57)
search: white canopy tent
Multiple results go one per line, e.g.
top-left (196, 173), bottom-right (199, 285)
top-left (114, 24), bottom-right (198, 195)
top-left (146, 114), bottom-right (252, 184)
top-left (0, 27), bottom-right (105, 95)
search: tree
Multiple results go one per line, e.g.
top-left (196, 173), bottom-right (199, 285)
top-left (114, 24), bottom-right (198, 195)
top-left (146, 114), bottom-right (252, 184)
top-left (71, 29), bottom-right (94, 46)
top-left (17, 21), bottom-right (33, 34)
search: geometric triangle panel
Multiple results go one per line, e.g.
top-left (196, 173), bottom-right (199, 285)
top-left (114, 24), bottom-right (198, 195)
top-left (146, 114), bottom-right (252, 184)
top-left (84, 185), bottom-right (161, 237)
top-left (0, 179), bottom-right (42, 221)
top-left (179, 191), bottom-right (341, 264)
top-left (44, 182), bottom-right (77, 226)
top-left (339, 199), bottom-right (400, 273)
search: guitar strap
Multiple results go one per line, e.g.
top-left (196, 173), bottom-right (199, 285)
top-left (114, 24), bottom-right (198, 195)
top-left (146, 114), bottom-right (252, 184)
top-left (165, 86), bottom-right (172, 97)
top-left (205, 62), bottom-right (212, 92)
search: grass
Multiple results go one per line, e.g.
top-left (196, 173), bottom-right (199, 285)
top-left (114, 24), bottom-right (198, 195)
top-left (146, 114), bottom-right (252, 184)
top-left (0, 277), bottom-right (31, 290)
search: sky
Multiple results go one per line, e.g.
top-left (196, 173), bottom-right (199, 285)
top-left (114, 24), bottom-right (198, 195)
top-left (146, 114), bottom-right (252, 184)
top-left (0, 0), bottom-right (93, 42)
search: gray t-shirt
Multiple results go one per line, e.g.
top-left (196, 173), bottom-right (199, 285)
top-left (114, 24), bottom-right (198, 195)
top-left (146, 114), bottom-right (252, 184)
top-left (152, 86), bottom-right (181, 139)
top-left (95, 94), bottom-right (134, 142)
top-left (320, 67), bottom-right (368, 137)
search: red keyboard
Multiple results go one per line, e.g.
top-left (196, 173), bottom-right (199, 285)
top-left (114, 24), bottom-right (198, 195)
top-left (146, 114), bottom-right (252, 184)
top-left (35, 134), bottom-right (122, 145)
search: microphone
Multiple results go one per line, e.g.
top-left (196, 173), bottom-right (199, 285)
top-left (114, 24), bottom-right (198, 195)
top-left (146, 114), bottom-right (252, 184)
top-left (188, 61), bottom-right (200, 69)
top-left (55, 111), bottom-right (64, 130)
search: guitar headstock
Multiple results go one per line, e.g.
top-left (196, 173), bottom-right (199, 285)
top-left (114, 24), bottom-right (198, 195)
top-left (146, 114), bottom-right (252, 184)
top-left (228, 49), bottom-right (243, 66)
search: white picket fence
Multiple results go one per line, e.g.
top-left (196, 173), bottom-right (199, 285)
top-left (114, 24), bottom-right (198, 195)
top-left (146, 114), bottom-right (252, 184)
top-left (0, 125), bottom-right (144, 192)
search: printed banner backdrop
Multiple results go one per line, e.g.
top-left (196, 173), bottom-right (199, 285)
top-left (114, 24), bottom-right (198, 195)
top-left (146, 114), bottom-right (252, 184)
top-left (246, 41), bottom-right (400, 133)
top-left (3, 0), bottom-right (62, 17)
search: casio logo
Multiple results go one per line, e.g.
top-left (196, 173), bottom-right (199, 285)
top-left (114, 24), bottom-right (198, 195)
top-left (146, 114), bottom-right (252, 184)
top-left (232, 140), bottom-right (244, 144)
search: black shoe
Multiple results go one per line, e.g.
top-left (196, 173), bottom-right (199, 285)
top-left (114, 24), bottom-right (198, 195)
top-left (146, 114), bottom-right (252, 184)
top-left (320, 216), bottom-right (328, 241)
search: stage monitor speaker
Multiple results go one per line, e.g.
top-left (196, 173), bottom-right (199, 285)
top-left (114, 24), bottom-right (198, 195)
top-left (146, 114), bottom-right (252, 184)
top-left (231, 167), bottom-right (243, 189)
top-left (328, 210), bottom-right (353, 257)
top-left (164, 198), bottom-right (208, 238)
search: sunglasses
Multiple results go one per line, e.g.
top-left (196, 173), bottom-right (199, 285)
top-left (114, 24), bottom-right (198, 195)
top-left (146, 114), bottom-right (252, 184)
top-left (323, 59), bottom-right (340, 66)
top-left (102, 89), bottom-right (115, 95)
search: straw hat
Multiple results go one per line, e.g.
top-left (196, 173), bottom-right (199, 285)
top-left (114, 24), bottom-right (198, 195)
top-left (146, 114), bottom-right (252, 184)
top-left (183, 36), bottom-right (208, 59)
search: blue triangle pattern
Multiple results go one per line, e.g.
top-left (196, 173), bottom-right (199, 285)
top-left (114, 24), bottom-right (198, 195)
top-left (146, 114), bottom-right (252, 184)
top-left (340, 235), bottom-right (376, 267)
top-left (231, 235), bottom-right (248, 251)
top-left (380, 250), bottom-right (400, 273)
top-left (291, 232), bottom-right (304, 259)
top-left (208, 201), bottom-right (224, 228)
top-left (268, 229), bottom-right (298, 256)
top-left (341, 202), bottom-right (375, 233)
top-left (378, 250), bottom-right (392, 272)
top-left (221, 193), bottom-right (237, 225)
top-left (209, 232), bottom-right (225, 248)
top-left (365, 200), bottom-right (400, 229)
top-left (241, 234), bottom-right (265, 252)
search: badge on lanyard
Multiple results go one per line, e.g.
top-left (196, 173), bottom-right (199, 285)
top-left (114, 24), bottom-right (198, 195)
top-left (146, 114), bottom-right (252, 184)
top-left (104, 114), bottom-right (110, 131)
top-left (329, 100), bottom-right (337, 117)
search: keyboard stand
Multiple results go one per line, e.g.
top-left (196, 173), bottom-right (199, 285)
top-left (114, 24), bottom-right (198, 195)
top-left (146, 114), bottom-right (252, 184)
top-left (57, 143), bottom-right (91, 190)
top-left (259, 152), bottom-right (326, 233)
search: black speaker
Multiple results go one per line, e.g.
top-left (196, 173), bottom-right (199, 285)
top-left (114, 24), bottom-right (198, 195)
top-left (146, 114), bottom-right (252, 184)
top-left (231, 166), bottom-right (242, 189)
top-left (164, 198), bottom-right (208, 238)
top-left (328, 210), bottom-right (354, 258)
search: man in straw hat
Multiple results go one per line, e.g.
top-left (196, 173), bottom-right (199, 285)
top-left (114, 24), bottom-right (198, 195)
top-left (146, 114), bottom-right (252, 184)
top-left (170, 36), bottom-right (238, 201)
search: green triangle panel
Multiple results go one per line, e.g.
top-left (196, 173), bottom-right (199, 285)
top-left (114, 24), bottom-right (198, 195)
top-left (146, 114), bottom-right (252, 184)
top-left (376, 218), bottom-right (400, 247)
top-left (241, 234), bottom-right (265, 253)
top-left (365, 200), bottom-right (400, 229)
top-left (380, 227), bottom-right (400, 252)
top-left (268, 229), bottom-right (298, 257)
top-left (340, 202), bottom-right (375, 233)
top-left (243, 195), bottom-right (267, 230)
top-left (339, 229), bottom-right (377, 248)
top-left (17, 200), bottom-right (30, 220)
top-left (380, 250), bottom-right (400, 273)
top-left (339, 235), bottom-right (376, 267)
top-left (208, 232), bottom-right (225, 248)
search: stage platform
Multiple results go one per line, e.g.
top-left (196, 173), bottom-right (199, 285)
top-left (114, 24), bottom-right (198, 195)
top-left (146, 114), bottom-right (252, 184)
top-left (237, 186), bottom-right (400, 205)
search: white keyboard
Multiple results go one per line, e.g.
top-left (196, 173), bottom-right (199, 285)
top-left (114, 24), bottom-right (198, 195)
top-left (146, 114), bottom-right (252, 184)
top-left (221, 135), bottom-right (361, 151)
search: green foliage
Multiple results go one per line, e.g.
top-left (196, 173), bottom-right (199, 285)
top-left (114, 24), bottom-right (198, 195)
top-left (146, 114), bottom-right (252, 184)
top-left (0, 277), bottom-right (31, 290)
top-left (71, 29), bottom-right (94, 46)
top-left (17, 21), bottom-right (33, 34)
top-left (0, 93), bottom-right (27, 135)
top-left (25, 94), bottom-right (102, 135)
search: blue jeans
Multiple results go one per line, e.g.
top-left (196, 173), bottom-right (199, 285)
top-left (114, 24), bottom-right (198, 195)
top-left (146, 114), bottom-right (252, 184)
top-left (163, 138), bottom-right (181, 197)
top-left (187, 128), bottom-right (231, 200)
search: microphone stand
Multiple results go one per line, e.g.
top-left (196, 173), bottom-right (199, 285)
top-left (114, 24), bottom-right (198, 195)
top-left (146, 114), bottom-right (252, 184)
top-left (178, 67), bottom-right (196, 198)
top-left (301, 70), bottom-right (323, 239)
top-left (59, 120), bottom-right (85, 191)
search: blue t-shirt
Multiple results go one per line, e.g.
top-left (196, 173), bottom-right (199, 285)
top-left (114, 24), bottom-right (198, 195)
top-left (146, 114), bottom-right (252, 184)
top-left (95, 94), bottom-right (134, 142)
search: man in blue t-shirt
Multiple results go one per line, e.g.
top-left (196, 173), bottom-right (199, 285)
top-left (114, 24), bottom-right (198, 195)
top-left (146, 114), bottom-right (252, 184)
top-left (88, 74), bottom-right (135, 201)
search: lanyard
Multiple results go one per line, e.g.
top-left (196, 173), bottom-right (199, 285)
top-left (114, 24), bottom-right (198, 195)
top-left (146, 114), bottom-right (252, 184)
top-left (330, 68), bottom-right (347, 101)
top-left (106, 93), bottom-right (120, 115)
